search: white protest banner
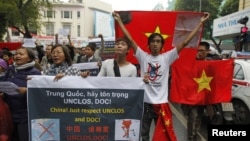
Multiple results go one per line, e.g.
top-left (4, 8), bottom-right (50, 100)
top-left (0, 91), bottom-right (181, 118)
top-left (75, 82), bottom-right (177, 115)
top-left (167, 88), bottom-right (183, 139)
top-left (27, 76), bottom-right (145, 141)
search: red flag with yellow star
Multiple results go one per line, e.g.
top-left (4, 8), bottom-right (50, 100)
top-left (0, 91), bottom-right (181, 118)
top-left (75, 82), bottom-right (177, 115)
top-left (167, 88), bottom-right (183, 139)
top-left (152, 104), bottom-right (177, 141)
top-left (169, 53), bottom-right (234, 105)
top-left (114, 11), bottom-right (203, 64)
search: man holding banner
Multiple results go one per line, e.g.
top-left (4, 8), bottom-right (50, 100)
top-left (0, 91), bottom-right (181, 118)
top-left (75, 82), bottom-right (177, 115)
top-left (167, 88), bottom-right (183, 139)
top-left (113, 11), bottom-right (210, 141)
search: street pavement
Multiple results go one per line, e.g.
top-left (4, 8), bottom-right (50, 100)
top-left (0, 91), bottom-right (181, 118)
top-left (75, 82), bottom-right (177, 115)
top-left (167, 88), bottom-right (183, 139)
top-left (170, 103), bottom-right (207, 141)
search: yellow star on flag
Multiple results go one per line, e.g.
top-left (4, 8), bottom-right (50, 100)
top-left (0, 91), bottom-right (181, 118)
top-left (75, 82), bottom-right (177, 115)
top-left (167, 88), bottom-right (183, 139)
top-left (165, 119), bottom-right (171, 127)
top-left (161, 111), bottom-right (166, 117)
top-left (145, 26), bottom-right (169, 39)
top-left (193, 70), bottom-right (213, 93)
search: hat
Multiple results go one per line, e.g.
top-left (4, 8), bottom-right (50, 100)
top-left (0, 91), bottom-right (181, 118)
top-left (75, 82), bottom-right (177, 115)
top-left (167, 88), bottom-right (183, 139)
top-left (0, 58), bottom-right (8, 70)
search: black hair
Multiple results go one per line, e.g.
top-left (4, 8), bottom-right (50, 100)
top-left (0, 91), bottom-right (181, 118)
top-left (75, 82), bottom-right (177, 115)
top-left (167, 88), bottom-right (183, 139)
top-left (2, 50), bottom-right (13, 57)
top-left (115, 36), bottom-right (132, 50)
top-left (199, 41), bottom-right (210, 50)
top-left (52, 44), bottom-right (73, 66)
top-left (36, 45), bottom-right (44, 63)
top-left (147, 33), bottom-right (165, 46)
top-left (86, 43), bottom-right (96, 52)
top-left (65, 44), bottom-right (75, 61)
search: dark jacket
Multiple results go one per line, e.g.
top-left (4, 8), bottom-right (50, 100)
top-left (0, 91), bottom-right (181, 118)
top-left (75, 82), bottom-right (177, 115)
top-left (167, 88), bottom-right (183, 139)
top-left (2, 66), bottom-right (41, 123)
top-left (81, 55), bottom-right (100, 63)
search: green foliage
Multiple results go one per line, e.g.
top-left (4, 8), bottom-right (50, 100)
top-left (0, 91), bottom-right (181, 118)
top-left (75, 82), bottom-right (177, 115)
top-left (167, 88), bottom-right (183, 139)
top-left (174, 0), bottom-right (226, 52)
top-left (220, 0), bottom-right (239, 16)
top-left (0, 0), bottom-right (52, 39)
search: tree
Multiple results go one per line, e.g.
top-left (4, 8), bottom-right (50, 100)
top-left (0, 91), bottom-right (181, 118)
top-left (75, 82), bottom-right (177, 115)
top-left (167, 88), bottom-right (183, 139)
top-left (0, 0), bottom-right (52, 41)
top-left (175, 0), bottom-right (224, 53)
top-left (220, 0), bottom-right (239, 16)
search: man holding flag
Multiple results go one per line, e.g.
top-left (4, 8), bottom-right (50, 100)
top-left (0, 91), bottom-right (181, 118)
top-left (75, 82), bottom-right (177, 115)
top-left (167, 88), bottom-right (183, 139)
top-left (113, 11), bottom-right (210, 141)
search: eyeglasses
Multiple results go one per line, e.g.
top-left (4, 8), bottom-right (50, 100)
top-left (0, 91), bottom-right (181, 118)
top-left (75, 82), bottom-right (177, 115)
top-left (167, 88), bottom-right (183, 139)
top-left (51, 51), bottom-right (63, 55)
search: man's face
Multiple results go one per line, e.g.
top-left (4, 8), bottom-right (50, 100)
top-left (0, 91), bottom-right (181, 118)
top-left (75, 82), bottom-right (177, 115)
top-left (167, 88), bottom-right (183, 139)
top-left (85, 47), bottom-right (94, 57)
top-left (45, 45), bottom-right (52, 56)
top-left (81, 48), bottom-right (86, 55)
top-left (148, 35), bottom-right (163, 56)
top-left (197, 45), bottom-right (209, 60)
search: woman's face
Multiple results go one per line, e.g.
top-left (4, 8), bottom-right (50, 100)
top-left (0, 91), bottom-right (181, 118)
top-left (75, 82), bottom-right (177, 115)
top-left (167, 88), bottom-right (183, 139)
top-left (114, 40), bottom-right (129, 56)
top-left (51, 46), bottom-right (65, 65)
top-left (15, 48), bottom-right (31, 66)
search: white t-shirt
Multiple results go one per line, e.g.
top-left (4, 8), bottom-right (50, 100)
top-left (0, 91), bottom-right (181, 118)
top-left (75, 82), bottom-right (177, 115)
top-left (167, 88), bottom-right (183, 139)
top-left (97, 59), bottom-right (137, 77)
top-left (136, 47), bottom-right (178, 104)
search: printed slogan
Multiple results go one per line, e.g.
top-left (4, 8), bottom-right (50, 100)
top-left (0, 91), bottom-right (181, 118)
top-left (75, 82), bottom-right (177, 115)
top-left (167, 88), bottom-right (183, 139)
top-left (27, 76), bottom-right (145, 141)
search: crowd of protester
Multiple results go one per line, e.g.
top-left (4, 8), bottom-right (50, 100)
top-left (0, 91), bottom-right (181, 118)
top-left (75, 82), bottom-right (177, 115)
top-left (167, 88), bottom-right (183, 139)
top-left (0, 11), bottom-right (222, 141)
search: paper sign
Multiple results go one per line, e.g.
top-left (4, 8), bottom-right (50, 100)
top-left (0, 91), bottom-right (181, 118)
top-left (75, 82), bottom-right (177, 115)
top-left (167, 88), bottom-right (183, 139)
top-left (0, 81), bottom-right (19, 95)
top-left (58, 29), bottom-right (69, 36)
top-left (23, 38), bottom-right (36, 48)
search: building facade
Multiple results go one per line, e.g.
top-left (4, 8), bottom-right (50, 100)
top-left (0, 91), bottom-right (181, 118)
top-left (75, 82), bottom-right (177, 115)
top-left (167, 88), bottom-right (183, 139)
top-left (239, 0), bottom-right (250, 10)
top-left (8, 0), bottom-right (113, 47)
top-left (213, 0), bottom-right (250, 52)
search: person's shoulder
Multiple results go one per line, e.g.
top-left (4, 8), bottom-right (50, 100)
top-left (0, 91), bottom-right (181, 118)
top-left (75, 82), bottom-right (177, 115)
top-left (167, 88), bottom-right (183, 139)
top-left (103, 59), bottom-right (114, 63)
top-left (31, 67), bottom-right (42, 75)
top-left (126, 62), bottom-right (137, 70)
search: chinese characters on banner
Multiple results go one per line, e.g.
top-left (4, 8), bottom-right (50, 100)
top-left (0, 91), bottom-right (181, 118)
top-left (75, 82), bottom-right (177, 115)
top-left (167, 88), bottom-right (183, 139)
top-left (28, 76), bottom-right (144, 141)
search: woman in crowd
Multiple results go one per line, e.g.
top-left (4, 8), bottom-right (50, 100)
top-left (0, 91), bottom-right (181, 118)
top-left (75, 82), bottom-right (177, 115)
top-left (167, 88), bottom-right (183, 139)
top-left (2, 47), bottom-right (41, 141)
top-left (43, 44), bottom-right (86, 80)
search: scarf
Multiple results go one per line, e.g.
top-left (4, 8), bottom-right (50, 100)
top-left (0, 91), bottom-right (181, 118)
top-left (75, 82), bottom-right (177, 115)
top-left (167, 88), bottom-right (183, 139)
top-left (44, 62), bottom-right (69, 76)
top-left (13, 61), bottom-right (35, 71)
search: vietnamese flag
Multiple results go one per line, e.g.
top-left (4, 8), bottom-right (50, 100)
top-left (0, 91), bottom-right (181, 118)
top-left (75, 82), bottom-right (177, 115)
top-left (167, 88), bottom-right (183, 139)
top-left (170, 52), bottom-right (234, 105)
top-left (114, 11), bottom-right (205, 140)
top-left (114, 11), bottom-right (203, 64)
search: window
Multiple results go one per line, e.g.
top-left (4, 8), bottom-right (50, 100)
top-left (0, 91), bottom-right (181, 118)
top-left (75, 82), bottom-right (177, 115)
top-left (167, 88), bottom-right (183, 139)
top-left (77, 25), bottom-right (80, 37)
top-left (46, 22), bottom-right (54, 36)
top-left (11, 28), bottom-right (20, 36)
top-left (44, 10), bottom-right (55, 18)
top-left (77, 11), bottom-right (80, 18)
top-left (233, 63), bottom-right (245, 80)
top-left (61, 11), bottom-right (72, 19)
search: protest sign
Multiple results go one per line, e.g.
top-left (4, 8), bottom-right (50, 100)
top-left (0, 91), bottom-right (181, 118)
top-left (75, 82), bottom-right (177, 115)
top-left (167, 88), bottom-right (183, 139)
top-left (72, 62), bottom-right (99, 76)
top-left (27, 76), bottom-right (144, 141)
top-left (0, 82), bottom-right (19, 95)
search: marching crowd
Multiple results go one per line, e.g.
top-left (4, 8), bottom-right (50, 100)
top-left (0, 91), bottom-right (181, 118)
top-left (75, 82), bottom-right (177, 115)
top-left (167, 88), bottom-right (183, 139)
top-left (0, 12), bottom-right (210, 141)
